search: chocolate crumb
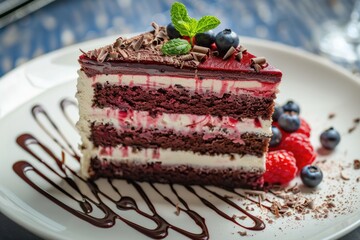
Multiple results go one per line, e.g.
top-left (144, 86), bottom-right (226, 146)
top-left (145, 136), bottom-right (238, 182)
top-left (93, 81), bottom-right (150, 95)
top-left (328, 113), bottom-right (336, 119)
top-left (229, 154), bottom-right (235, 161)
top-left (356, 177), bottom-right (360, 182)
top-left (238, 231), bottom-right (247, 236)
top-left (348, 126), bottom-right (356, 133)
top-left (295, 216), bottom-right (301, 220)
top-left (239, 216), bottom-right (247, 220)
top-left (354, 159), bottom-right (360, 169)
top-left (354, 117), bottom-right (360, 123)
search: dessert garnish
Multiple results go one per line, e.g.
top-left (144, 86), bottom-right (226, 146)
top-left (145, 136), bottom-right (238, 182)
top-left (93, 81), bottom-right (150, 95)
top-left (300, 165), bottom-right (323, 188)
top-left (320, 127), bottom-right (341, 150)
top-left (162, 1), bottom-right (220, 55)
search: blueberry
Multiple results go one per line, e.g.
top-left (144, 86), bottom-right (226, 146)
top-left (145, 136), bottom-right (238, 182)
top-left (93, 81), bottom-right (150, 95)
top-left (300, 165), bottom-right (323, 188)
top-left (272, 104), bottom-right (284, 122)
top-left (282, 100), bottom-right (300, 114)
top-left (166, 23), bottom-right (181, 39)
top-left (215, 29), bottom-right (239, 54)
top-left (195, 30), bottom-right (216, 48)
top-left (320, 127), bottom-right (341, 150)
top-left (269, 126), bottom-right (282, 148)
top-left (278, 112), bottom-right (301, 132)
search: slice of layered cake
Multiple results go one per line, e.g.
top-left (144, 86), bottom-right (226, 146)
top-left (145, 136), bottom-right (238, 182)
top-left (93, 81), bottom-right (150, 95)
top-left (76, 3), bottom-right (282, 189)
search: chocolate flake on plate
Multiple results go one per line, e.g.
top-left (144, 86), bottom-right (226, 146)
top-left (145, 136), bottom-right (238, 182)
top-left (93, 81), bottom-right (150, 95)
top-left (353, 159), bottom-right (360, 169)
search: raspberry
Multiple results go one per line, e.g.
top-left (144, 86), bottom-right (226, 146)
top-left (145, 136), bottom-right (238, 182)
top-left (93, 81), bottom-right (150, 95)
top-left (264, 150), bottom-right (298, 185)
top-left (297, 117), bottom-right (311, 137)
top-left (282, 133), bottom-right (316, 171)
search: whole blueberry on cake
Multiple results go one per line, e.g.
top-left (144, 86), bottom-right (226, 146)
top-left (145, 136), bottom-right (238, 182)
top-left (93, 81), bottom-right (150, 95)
top-left (76, 2), bottom-right (282, 189)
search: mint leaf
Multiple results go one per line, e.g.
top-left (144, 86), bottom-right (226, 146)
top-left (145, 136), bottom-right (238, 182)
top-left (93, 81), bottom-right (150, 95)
top-left (168, 2), bottom-right (221, 45)
top-left (170, 2), bottom-right (191, 35)
top-left (161, 39), bottom-right (191, 55)
top-left (196, 16), bottom-right (221, 33)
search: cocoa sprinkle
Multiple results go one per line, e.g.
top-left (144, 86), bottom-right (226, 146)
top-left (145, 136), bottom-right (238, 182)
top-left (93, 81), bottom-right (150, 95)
top-left (354, 159), bottom-right (360, 169)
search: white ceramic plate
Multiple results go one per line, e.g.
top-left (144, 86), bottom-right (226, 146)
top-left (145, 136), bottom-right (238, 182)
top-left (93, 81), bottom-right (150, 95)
top-left (0, 36), bottom-right (360, 240)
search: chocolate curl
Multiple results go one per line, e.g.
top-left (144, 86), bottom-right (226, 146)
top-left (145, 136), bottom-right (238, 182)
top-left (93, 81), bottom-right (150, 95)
top-left (253, 63), bottom-right (262, 73)
top-left (151, 21), bottom-right (160, 35)
top-left (192, 45), bottom-right (210, 55)
top-left (223, 46), bottom-right (236, 60)
top-left (239, 45), bottom-right (247, 53)
top-left (118, 49), bottom-right (128, 58)
top-left (191, 52), bottom-right (207, 62)
top-left (108, 52), bottom-right (119, 59)
top-left (113, 37), bottom-right (123, 48)
top-left (132, 35), bottom-right (144, 51)
top-left (179, 54), bottom-right (194, 61)
top-left (97, 48), bottom-right (108, 63)
top-left (235, 51), bottom-right (243, 61)
top-left (251, 57), bottom-right (267, 65)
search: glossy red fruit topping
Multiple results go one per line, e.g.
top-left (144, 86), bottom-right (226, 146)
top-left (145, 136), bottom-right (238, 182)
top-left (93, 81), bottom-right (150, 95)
top-left (281, 133), bottom-right (316, 171)
top-left (264, 150), bottom-right (298, 185)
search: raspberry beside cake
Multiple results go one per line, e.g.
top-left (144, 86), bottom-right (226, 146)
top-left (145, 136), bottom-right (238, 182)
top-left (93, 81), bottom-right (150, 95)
top-left (76, 5), bottom-right (282, 189)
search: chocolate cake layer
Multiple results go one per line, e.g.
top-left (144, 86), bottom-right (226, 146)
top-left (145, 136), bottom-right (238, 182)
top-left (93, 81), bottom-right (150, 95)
top-left (89, 157), bottom-right (264, 189)
top-left (90, 123), bottom-right (270, 157)
top-left (93, 83), bottom-right (275, 120)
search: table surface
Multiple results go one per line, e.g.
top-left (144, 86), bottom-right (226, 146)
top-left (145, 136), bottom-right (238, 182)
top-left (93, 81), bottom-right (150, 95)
top-left (0, 0), bottom-right (359, 239)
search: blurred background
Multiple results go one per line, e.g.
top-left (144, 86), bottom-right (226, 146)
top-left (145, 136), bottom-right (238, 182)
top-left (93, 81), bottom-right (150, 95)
top-left (0, 0), bottom-right (359, 78)
top-left (0, 0), bottom-right (359, 239)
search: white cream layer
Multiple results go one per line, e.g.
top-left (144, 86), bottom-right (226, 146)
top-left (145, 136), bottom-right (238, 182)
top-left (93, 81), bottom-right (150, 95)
top-left (89, 108), bottom-right (271, 141)
top-left (93, 145), bottom-right (265, 170)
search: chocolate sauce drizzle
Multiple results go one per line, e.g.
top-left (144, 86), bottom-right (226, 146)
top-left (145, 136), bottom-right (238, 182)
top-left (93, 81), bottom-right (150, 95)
top-left (13, 98), bottom-right (266, 239)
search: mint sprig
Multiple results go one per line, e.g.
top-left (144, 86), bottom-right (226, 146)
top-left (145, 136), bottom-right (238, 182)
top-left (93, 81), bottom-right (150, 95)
top-left (161, 38), bottom-right (191, 55)
top-left (170, 2), bottom-right (220, 44)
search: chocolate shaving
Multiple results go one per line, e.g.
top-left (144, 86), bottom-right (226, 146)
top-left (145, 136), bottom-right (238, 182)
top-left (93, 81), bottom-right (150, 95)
top-left (253, 63), bottom-right (262, 72)
top-left (251, 57), bottom-right (267, 65)
top-left (118, 49), bottom-right (128, 58)
top-left (244, 190), bottom-right (265, 201)
top-left (179, 54), bottom-right (194, 61)
top-left (133, 35), bottom-right (144, 52)
top-left (80, 48), bottom-right (87, 56)
top-left (348, 126), bottom-right (356, 133)
top-left (354, 159), bottom-right (360, 169)
top-left (235, 52), bottom-right (243, 61)
top-left (238, 231), bottom-right (247, 236)
top-left (340, 171), bottom-right (350, 180)
top-left (151, 21), bottom-right (160, 34)
top-left (239, 45), bottom-right (247, 53)
top-left (97, 48), bottom-right (108, 63)
top-left (113, 37), bottom-right (123, 48)
top-left (108, 52), bottom-right (119, 59)
top-left (192, 45), bottom-right (210, 55)
top-left (328, 113), bottom-right (336, 119)
top-left (223, 46), bottom-right (236, 60)
top-left (191, 52), bottom-right (207, 62)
